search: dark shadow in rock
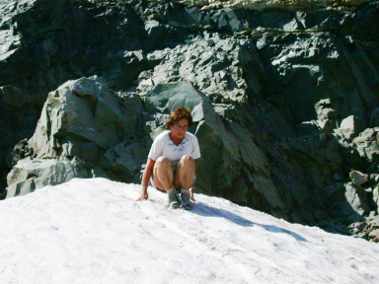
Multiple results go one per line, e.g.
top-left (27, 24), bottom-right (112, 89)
top-left (191, 202), bottom-right (306, 242)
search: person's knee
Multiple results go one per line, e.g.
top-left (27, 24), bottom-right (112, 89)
top-left (155, 156), bottom-right (171, 167)
top-left (154, 157), bottom-right (173, 188)
top-left (179, 155), bottom-right (193, 163)
top-left (179, 155), bottom-right (194, 171)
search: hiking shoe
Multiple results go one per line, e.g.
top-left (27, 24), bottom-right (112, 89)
top-left (168, 188), bottom-right (180, 209)
top-left (180, 189), bottom-right (193, 210)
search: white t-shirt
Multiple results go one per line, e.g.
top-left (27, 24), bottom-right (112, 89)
top-left (148, 130), bottom-right (201, 162)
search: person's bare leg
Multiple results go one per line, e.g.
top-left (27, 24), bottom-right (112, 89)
top-left (175, 155), bottom-right (195, 189)
top-left (153, 157), bottom-right (174, 192)
top-left (175, 155), bottom-right (196, 202)
top-left (153, 157), bottom-right (180, 208)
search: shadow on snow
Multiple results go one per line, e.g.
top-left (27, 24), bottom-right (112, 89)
top-left (191, 202), bottom-right (307, 242)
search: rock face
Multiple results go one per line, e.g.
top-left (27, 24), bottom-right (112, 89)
top-left (0, 0), bottom-right (147, 192)
top-left (1, 0), bottom-right (379, 240)
top-left (6, 76), bottom-right (149, 197)
top-left (6, 158), bottom-right (92, 197)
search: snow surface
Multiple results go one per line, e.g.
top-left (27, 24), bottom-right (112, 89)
top-left (1, 178), bottom-right (379, 284)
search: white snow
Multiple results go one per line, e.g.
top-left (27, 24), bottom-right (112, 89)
top-left (1, 178), bottom-right (379, 284)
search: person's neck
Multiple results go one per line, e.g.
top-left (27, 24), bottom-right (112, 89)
top-left (169, 132), bottom-right (184, 145)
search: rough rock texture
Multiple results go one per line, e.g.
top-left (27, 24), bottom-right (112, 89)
top-left (0, 0), bottom-right (147, 192)
top-left (6, 76), bottom-right (149, 197)
top-left (143, 81), bottom-right (285, 213)
top-left (1, 0), bottom-right (379, 240)
top-left (184, 0), bottom-right (368, 10)
top-left (6, 158), bottom-right (92, 197)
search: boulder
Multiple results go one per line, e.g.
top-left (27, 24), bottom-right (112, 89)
top-left (0, 84), bottom-right (38, 192)
top-left (6, 76), bottom-right (148, 197)
top-left (104, 142), bottom-right (148, 181)
top-left (29, 76), bottom-right (142, 158)
top-left (352, 127), bottom-right (379, 165)
top-left (6, 158), bottom-right (94, 198)
top-left (138, 32), bottom-right (259, 104)
top-left (368, 229), bottom-right (379, 242)
top-left (373, 184), bottom-right (379, 210)
top-left (315, 99), bottom-right (337, 134)
top-left (0, 0), bottom-right (148, 191)
top-left (336, 115), bottom-right (362, 141)
top-left (349, 169), bottom-right (369, 186)
top-left (344, 182), bottom-right (370, 216)
top-left (144, 81), bottom-right (285, 211)
top-left (193, 0), bottom-right (368, 10)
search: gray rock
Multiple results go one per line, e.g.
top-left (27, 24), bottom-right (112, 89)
top-left (373, 185), bottom-right (379, 211)
top-left (196, 1), bottom-right (367, 11)
top-left (344, 182), bottom-right (368, 216)
top-left (352, 127), bottom-right (379, 164)
top-left (337, 115), bottom-right (359, 141)
top-left (29, 76), bottom-right (140, 158)
top-left (6, 76), bottom-right (148, 196)
top-left (104, 142), bottom-right (148, 180)
top-left (369, 215), bottom-right (379, 227)
top-left (212, 8), bottom-right (244, 32)
top-left (368, 229), bottom-right (379, 242)
top-left (6, 158), bottom-right (94, 198)
top-left (349, 169), bottom-right (369, 186)
top-left (138, 33), bottom-right (257, 105)
top-left (144, 81), bottom-right (285, 210)
top-left (315, 99), bottom-right (337, 134)
top-left (0, 0), bottom-right (147, 191)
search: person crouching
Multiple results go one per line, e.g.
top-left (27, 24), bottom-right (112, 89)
top-left (137, 107), bottom-right (201, 209)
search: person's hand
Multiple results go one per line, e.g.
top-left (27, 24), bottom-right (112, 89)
top-left (137, 190), bottom-right (148, 201)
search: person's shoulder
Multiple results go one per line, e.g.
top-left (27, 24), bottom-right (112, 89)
top-left (185, 131), bottom-right (199, 141)
top-left (154, 130), bottom-right (170, 142)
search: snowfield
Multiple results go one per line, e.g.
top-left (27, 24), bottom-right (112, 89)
top-left (1, 178), bottom-right (379, 284)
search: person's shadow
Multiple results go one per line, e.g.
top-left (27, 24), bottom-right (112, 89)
top-left (191, 202), bottom-right (307, 242)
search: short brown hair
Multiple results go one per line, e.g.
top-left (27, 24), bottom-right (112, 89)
top-left (165, 107), bottom-right (193, 128)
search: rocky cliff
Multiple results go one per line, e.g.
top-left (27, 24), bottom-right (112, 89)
top-left (1, 0), bottom-right (378, 240)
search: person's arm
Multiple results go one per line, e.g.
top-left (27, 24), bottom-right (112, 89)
top-left (190, 135), bottom-right (201, 201)
top-left (137, 158), bottom-right (155, 201)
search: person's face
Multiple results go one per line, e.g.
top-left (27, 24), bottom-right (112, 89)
top-left (170, 118), bottom-right (189, 139)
